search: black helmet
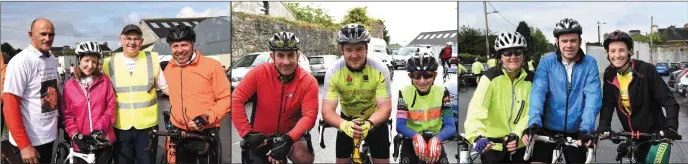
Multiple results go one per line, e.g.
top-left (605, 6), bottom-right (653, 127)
top-left (553, 18), bottom-right (583, 38)
top-left (406, 48), bottom-right (439, 72)
top-left (167, 25), bottom-right (196, 44)
top-left (337, 23), bottom-right (371, 44)
top-left (603, 30), bottom-right (633, 50)
top-left (268, 32), bottom-right (300, 51)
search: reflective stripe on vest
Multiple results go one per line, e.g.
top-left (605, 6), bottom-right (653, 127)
top-left (105, 51), bottom-right (159, 130)
top-left (401, 85), bottom-right (445, 134)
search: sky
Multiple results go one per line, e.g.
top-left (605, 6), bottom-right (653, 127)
top-left (0, 2), bottom-right (230, 50)
top-left (459, 2), bottom-right (688, 44)
top-left (305, 2), bottom-right (457, 46)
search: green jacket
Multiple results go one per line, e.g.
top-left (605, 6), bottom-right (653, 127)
top-left (457, 64), bottom-right (468, 74)
top-left (487, 59), bottom-right (497, 68)
top-left (464, 66), bottom-right (534, 151)
top-left (471, 62), bottom-right (485, 74)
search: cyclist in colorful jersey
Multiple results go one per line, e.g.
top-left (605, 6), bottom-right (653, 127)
top-left (439, 42), bottom-right (453, 69)
top-left (396, 50), bottom-right (454, 164)
top-left (61, 41), bottom-right (116, 164)
top-left (231, 31), bottom-right (319, 164)
top-left (464, 32), bottom-right (533, 163)
top-left (164, 25), bottom-right (230, 164)
top-left (597, 30), bottom-right (680, 164)
top-left (522, 18), bottom-right (602, 163)
top-left (321, 23), bottom-right (393, 163)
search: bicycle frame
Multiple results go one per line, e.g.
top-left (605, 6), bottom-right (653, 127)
top-left (523, 134), bottom-right (595, 164)
top-left (601, 131), bottom-right (682, 164)
top-left (64, 147), bottom-right (97, 164)
top-left (318, 119), bottom-right (392, 164)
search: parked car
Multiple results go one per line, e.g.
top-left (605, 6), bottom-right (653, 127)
top-left (461, 63), bottom-right (477, 86)
top-left (676, 70), bottom-right (688, 97)
top-left (393, 46), bottom-right (433, 70)
top-left (308, 55), bottom-right (339, 80)
top-left (655, 62), bottom-right (671, 76)
top-left (229, 51), bottom-right (310, 89)
top-left (450, 52), bottom-right (459, 65)
top-left (670, 62), bottom-right (680, 72)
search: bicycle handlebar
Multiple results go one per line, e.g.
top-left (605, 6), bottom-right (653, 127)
top-left (318, 118), bottom-right (393, 149)
top-left (524, 134), bottom-right (596, 163)
top-left (600, 131), bottom-right (682, 141)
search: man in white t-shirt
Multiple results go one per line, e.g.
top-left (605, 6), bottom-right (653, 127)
top-left (105, 24), bottom-right (169, 164)
top-left (2, 18), bottom-right (59, 164)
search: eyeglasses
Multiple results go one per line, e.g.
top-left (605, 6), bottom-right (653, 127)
top-left (408, 71), bottom-right (436, 79)
top-left (500, 49), bottom-right (525, 57)
top-left (123, 37), bottom-right (142, 43)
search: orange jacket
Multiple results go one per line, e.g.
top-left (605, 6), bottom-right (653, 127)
top-left (164, 50), bottom-right (231, 131)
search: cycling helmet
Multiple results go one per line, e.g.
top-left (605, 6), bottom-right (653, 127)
top-left (603, 30), bottom-right (634, 50)
top-left (553, 18), bottom-right (583, 38)
top-left (494, 32), bottom-right (528, 52)
top-left (268, 31), bottom-right (300, 51)
top-left (167, 25), bottom-right (196, 44)
top-left (446, 42), bottom-right (453, 46)
top-left (406, 48), bottom-right (439, 72)
top-left (337, 23), bottom-right (371, 44)
top-left (75, 41), bottom-right (102, 59)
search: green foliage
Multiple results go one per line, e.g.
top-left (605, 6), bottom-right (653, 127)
top-left (383, 26), bottom-right (390, 45)
top-left (631, 32), bottom-right (664, 44)
top-left (342, 7), bottom-right (370, 26)
top-left (529, 27), bottom-right (551, 66)
top-left (458, 53), bottom-right (487, 64)
top-left (63, 48), bottom-right (76, 56)
top-left (284, 2), bottom-right (337, 29)
top-left (516, 21), bottom-right (533, 60)
top-left (234, 12), bottom-right (337, 31)
top-left (388, 43), bottom-right (402, 49)
top-left (457, 25), bottom-right (497, 57)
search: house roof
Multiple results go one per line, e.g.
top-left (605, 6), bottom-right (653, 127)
top-left (141, 17), bottom-right (210, 38)
top-left (407, 30), bottom-right (458, 46)
top-left (658, 26), bottom-right (688, 41)
top-left (99, 44), bottom-right (111, 52)
top-left (150, 17), bottom-right (231, 56)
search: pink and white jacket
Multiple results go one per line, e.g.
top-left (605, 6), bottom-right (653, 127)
top-left (61, 75), bottom-right (116, 151)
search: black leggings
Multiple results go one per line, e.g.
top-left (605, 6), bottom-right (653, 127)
top-left (440, 60), bottom-right (451, 69)
top-left (399, 138), bottom-right (448, 164)
top-left (172, 128), bottom-right (221, 164)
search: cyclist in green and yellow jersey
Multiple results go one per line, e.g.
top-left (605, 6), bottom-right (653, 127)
top-left (321, 23), bottom-right (393, 163)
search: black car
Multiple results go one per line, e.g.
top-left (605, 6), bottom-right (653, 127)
top-left (461, 63), bottom-right (477, 86)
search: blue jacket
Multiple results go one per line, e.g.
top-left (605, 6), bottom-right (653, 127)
top-left (528, 51), bottom-right (602, 134)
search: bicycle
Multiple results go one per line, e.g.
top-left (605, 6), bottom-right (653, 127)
top-left (318, 118), bottom-right (393, 164)
top-left (392, 131), bottom-right (463, 164)
top-left (147, 111), bottom-right (221, 164)
top-left (523, 133), bottom-right (596, 164)
top-left (599, 130), bottom-right (682, 164)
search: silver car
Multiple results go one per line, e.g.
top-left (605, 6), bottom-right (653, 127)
top-left (230, 52), bottom-right (310, 89)
top-left (308, 55), bottom-right (339, 79)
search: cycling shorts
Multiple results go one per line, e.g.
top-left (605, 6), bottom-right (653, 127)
top-left (399, 138), bottom-right (448, 164)
top-left (335, 119), bottom-right (390, 159)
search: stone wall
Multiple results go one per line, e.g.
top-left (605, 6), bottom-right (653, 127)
top-left (231, 12), bottom-right (384, 62)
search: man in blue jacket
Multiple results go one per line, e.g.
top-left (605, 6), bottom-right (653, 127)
top-left (521, 18), bottom-right (602, 163)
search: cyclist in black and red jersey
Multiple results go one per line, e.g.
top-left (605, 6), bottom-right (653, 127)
top-left (231, 31), bottom-right (319, 164)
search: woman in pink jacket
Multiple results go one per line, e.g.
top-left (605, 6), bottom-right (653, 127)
top-left (61, 41), bottom-right (116, 164)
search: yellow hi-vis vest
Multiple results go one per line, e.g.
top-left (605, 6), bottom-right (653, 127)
top-left (104, 51), bottom-right (159, 130)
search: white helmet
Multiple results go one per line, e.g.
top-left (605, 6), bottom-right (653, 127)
top-left (75, 41), bottom-right (102, 59)
top-left (446, 42), bottom-right (453, 46)
top-left (494, 32), bottom-right (527, 52)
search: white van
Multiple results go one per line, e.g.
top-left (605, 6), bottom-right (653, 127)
top-left (368, 38), bottom-right (394, 78)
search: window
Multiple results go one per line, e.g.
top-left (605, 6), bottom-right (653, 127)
top-left (171, 22), bottom-right (180, 26)
top-left (309, 57), bottom-right (324, 65)
top-left (417, 35), bottom-right (425, 40)
top-left (150, 23), bottom-right (160, 28)
top-left (430, 34), bottom-right (437, 39)
top-left (450, 33), bottom-right (458, 38)
top-left (183, 22), bottom-right (192, 26)
top-left (161, 22), bottom-right (171, 28)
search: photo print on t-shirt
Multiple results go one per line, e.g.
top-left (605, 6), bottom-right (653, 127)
top-left (40, 79), bottom-right (59, 113)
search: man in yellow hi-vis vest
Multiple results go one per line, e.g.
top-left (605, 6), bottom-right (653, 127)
top-left (103, 24), bottom-right (169, 164)
top-left (487, 58), bottom-right (497, 68)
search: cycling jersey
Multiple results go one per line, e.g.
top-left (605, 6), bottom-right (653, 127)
top-left (457, 64), bottom-right (468, 74)
top-left (231, 63), bottom-right (319, 141)
top-left (528, 51), bottom-right (602, 134)
top-left (464, 67), bottom-right (533, 151)
top-left (165, 50), bottom-right (231, 131)
top-left (472, 62), bottom-right (485, 75)
top-left (324, 57), bottom-right (392, 119)
top-left (395, 85), bottom-right (454, 142)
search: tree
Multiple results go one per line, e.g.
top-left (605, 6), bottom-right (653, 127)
top-left (284, 2), bottom-right (336, 28)
top-left (342, 7), bottom-right (370, 26)
top-left (529, 27), bottom-right (550, 66)
top-left (1, 43), bottom-right (17, 59)
top-left (515, 21), bottom-right (532, 60)
top-left (388, 43), bottom-right (402, 49)
top-left (631, 32), bottom-right (664, 44)
top-left (63, 48), bottom-right (76, 56)
top-left (383, 25), bottom-right (391, 45)
top-left (457, 25), bottom-right (497, 57)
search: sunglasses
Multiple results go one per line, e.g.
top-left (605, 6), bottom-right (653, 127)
top-left (500, 49), bottom-right (525, 57)
top-left (408, 71), bottom-right (436, 79)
